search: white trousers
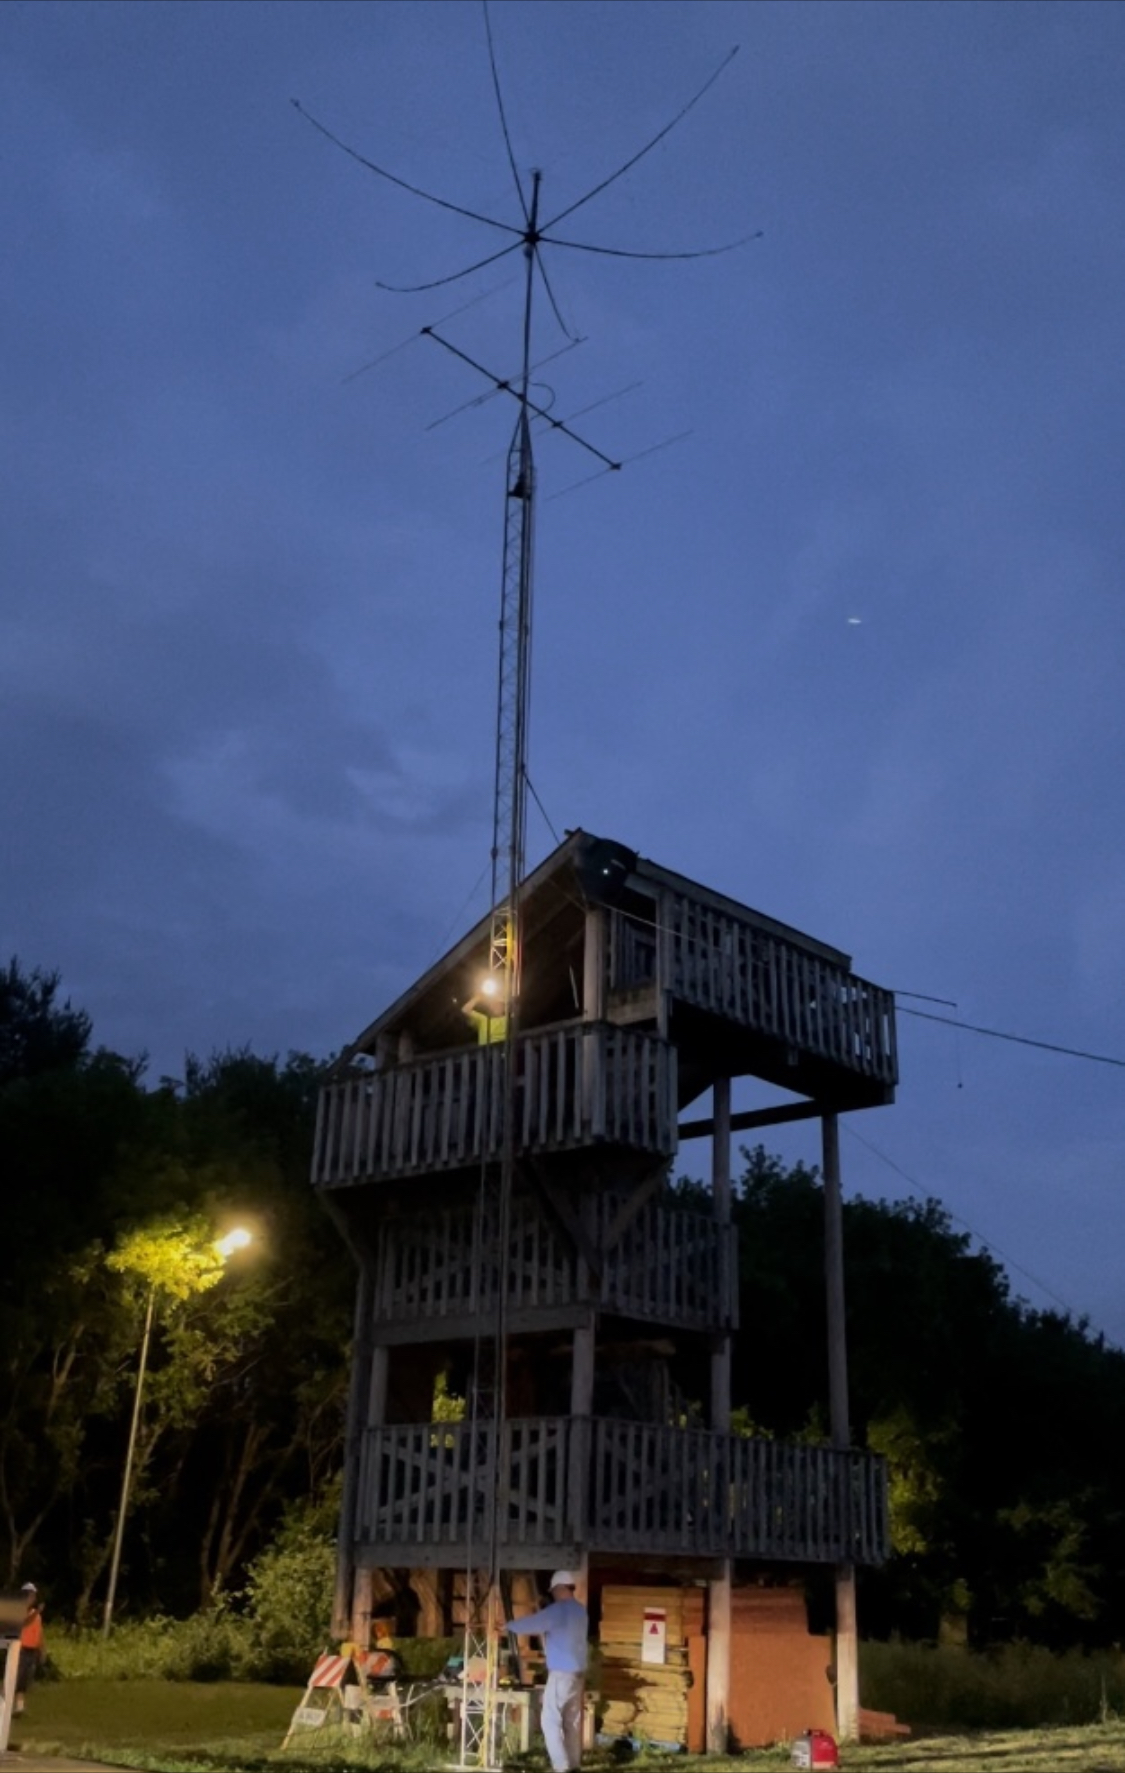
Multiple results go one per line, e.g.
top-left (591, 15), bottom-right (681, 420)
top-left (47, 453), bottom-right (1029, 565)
top-left (541, 1669), bottom-right (584, 1772)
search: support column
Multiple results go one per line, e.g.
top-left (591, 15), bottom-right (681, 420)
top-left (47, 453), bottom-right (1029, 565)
top-left (583, 906), bottom-right (606, 1020)
top-left (654, 889), bottom-right (671, 1038)
top-left (707, 1076), bottom-right (732, 1754)
top-left (333, 1257), bottom-right (377, 1639)
top-left (582, 905), bottom-right (607, 1142)
top-left (569, 1311), bottom-right (596, 1548)
top-left (710, 1077), bottom-right (732, 1432)
top-left (351, 1568), bottom-right (373, 1650)
top-left (706, 1569), bottom-right (732, 1757)
top-left (575, 907), bottom-right (604, 1555)
top-left (823, 1111), bottom-right (859, 1743)
top-left (352, 1342), bottom-right (389, 1646)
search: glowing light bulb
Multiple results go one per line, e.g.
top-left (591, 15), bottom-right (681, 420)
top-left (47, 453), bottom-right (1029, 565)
top-left (216, 1228), bottom-right (252, 1258)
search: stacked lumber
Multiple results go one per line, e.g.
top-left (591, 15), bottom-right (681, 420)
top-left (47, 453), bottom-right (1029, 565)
top-left (598, 1586), bottom-right (703, 1747)
top-left (858, 1707), bottom-right (910, 1741)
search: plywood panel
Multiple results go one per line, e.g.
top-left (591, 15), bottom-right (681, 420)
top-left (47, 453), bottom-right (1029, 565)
top-left (727, 1588), bottom-right (836, 1750)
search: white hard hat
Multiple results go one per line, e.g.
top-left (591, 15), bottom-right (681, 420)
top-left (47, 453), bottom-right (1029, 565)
top-left (549, 1571), bottom-right (579, 1591)
top-left (20, 1583), bottom-right (37, 1593)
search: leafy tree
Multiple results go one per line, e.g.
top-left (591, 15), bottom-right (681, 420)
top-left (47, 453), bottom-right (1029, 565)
top-left (240, 1487), bottom-right (340, 1680)
top-left (10, 963), bottom-right (1123, 1655)
top-left (0, 979), bottom-right (159, 1585)
top-left (0, 957), bottom-right (92, 1084)
top-left (713, 1145), bottom-right (1125, 1650)
top-left (0, 971), bottom-right (350, 1612)
top-left (0, 1242), bottom-right (132, 1584)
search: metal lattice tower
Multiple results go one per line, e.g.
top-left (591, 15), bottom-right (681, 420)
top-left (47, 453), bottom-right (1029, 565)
top-left (488, 403), bottom-right (535, 991)
top-left (458, 173), bottom-right (540, 1773)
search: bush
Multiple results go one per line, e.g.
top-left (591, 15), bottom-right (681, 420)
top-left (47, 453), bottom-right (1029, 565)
top-left (238, 1509), bottom-right (337, 1683)
top-left (391, 1636), bottom-right (458, 1679)
top-left (48, 1612), bottom-right (252, 1682)
top-left (49, 1503), bottom-right (335, 1685)
top-left (862, 1638), bottom-right (1125, 1730)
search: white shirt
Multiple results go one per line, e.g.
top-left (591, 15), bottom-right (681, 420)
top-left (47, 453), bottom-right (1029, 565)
top-left (506, 1598), bottom-right (588, 1673)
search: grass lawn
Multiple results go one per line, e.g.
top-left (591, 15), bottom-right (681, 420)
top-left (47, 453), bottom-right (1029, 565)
top-left (12, 1683), bottom-right (1125, 1773)
top-left (14, 1679), bottom-right (301, 1759)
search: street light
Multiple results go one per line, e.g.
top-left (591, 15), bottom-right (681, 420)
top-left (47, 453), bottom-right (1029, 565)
top-left (216, 1227), bottom-right (252, 1258)
top-left (101, 1226), bottom-right (252, 1636)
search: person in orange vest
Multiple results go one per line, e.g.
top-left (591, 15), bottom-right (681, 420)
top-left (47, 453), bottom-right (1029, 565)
top-left (15, 1583), bottom-right (43, 1715)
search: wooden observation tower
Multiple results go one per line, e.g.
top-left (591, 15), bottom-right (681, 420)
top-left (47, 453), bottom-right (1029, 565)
top-left (312, 831), bottom-right (897, 1748)
top-left (301, 26), bottom-right (896, 1749)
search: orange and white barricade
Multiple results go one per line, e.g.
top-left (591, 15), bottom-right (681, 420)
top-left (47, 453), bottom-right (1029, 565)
top-left (283, 1647), bottom-right (406, 1747)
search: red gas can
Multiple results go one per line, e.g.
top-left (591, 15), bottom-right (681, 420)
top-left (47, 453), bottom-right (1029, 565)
top-left (791, 1729), bottom-right (839, 1769)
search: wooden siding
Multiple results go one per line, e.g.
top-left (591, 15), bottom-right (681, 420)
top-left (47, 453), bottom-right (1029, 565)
top-left (370, 1196), bottom-right (738, 1333)
top-left (356, 1418), bottom-right (887, 1565)
top-left (609, 895), bottom-right (897, 1087)
top-left (313, 1023), bottom-right (677, 1188)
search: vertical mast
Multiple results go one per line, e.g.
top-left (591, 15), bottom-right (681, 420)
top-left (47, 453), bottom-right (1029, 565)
top-left (460, 171), bottom-right (540, 1773)
top-left (484, 164), bottom-right (539, 1605)
top-left (488, 168), bottom-right (539, 1004)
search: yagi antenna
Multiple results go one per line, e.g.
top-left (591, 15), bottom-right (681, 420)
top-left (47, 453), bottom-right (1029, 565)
top-left (340, 276), bottom-right (519, 386)
top-left (425, 338), bottom-right (584, 433)
top-left (421, 325), bottom-right (620, 470)
top-left (293, 10), bottom-right (756, 1765)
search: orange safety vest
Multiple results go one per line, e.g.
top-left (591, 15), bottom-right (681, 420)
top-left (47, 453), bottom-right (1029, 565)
top-left (21, 1608), bottom-right (43, 1651)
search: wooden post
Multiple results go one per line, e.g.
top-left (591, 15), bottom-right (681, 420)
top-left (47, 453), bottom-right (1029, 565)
top-left (413, 1569), bottom-right (445, 1637)
top-left (583, 906), bottom-right (607, 1147)
top-left (706, 1567), bottom-right (732, 1756)
top-left (823, 1111), bottom-right (859, 1743)
top-left (569, 1310), bottom-right (596, 1544)
top-left (570, 1317), bottom-right (596, 1417)
top-left (710, 1077), bottom-right (732, 1432)
top-left (351, 1567), bottom-right (374, 1650)
top-left (1, 1639), bottom-right (21, 1758)
top-left (583, 906), bottom-right (606, 1020)
top-left (369, 1342), bottom-right (389, 1423)
top-left (342, 1345), bottom-right (389, 1639)
top-left (333, 1257), bottom-right (376, 1638)
top-left (707, 1076), bottom-right (732, 1753)
top-left (655, 889), bottom-right (671, 1038)
top-left (823, 1114), bottom-right (849, 1449)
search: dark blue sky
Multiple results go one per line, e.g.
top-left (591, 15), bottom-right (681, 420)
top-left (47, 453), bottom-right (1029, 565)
top-left (3, 2), bottom-right (1123, 1339)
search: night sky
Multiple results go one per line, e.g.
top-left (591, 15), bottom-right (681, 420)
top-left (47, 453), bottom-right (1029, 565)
top-left (3, 3), bottom-right (1123, 1339)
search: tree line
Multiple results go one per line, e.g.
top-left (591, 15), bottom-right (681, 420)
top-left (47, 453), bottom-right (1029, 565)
top-left (3, 957), bottom-right (1123, 1649)
top-left (0, 959), bottom-right (351, 1619)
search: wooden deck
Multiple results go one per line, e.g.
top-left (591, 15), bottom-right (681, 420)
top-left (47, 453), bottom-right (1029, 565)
top-left (609, 894), bottom-right (897, 1088)
top-left (355, 1417), bottom-right (887, 1567)
top-left (368, 1194), bottom-right (738, 1337)
top-left (313, 1022), bottom-right (677, 1188)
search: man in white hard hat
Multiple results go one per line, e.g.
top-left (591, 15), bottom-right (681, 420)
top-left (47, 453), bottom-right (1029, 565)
top-left (505, 1571), bottom-right (588, 1773)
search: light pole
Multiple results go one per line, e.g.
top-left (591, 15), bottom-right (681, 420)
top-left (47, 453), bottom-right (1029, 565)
top-left (101, 1226), bottom-right (251, 1636)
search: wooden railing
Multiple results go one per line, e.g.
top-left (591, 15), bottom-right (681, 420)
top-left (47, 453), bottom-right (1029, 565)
top-left (601, 1196), bottom-right (738, 1330)
top-left (609, 895), bottom-right (897, 1086)
top-left (359, 1418), bottom-right (574, 1553)
top-left (313, 1022), bottom-right (677, 1187)
top-left (371, 1195), bottom-right (738, 1332)
top-left (356, 1418), bottom-right (887, 1565)
top-left (592, 1422), bottom-right (886, 1563)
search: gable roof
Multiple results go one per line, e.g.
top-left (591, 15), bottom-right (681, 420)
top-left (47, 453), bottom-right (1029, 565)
top-left (332, 829), bottom-right (855, 1072)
